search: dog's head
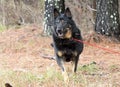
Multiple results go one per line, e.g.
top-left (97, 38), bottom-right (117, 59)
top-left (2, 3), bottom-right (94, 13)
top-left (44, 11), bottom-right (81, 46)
top-left (53, 8), bottom-right (73, 39)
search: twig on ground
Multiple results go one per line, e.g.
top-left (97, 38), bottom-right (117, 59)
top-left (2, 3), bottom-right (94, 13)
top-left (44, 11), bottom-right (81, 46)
top-left (40, 54), bottom-right (55, 60)
top-left (87, 5), bottom-right (97, 12)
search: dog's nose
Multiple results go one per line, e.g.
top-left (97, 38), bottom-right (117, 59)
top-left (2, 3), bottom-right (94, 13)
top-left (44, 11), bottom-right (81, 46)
top-left (57, 29), bottom-right (62, 34)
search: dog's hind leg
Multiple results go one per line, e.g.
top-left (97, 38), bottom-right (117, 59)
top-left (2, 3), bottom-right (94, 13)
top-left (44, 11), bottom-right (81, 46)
top-left (72, 56), bottom-right (79, 73)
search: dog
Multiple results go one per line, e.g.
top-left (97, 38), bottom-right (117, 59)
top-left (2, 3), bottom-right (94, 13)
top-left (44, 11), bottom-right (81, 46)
top-left (52, 7), bottom-right (84, 83)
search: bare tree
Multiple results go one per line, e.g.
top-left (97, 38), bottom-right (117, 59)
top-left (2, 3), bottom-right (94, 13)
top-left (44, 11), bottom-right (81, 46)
top-left (44, 0), bottom-right (65, 35)
top-left (0, 0), bottom-right (5, 26)
top-left (95, 0), bottom-right (120, 40)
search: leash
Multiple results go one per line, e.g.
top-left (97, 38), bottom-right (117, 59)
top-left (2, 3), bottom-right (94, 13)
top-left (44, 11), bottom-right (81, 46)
top-left (72, 38), bottom-right (120, 55)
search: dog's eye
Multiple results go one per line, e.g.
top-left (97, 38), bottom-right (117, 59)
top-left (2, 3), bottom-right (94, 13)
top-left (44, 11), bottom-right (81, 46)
top-left (66, 28), bottom-right (70, 30)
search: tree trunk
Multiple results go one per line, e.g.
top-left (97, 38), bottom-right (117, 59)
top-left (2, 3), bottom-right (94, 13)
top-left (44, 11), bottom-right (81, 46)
top-left (95, 0), bottom-right (120, 40)
top-left (1, 0), bottom-right (6, 26)
top-left (54, 0), bottom-right (65, 13)
top-left (44, 0), bottom-right (65, 35)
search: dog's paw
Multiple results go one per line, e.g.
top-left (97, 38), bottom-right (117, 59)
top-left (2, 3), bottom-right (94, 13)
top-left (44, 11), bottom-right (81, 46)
top-left (62, 71), bottom-right (69, 84)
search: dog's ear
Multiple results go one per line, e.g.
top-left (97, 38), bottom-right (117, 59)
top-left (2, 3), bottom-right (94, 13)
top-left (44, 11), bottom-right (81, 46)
top-left (65, 7), bottom-right (72, 19)
top-left (54, 8), bottom-right (59, 19)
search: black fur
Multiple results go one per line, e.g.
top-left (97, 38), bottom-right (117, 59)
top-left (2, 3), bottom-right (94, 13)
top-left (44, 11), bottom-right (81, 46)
top-left (52, 7), bottom-right (84, 73)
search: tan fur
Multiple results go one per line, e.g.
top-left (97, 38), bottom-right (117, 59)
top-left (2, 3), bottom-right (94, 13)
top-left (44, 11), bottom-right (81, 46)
top-left (62, 70), bottom-right (69, 84)
top-left (74, 51), bottom-right (78, 56)
top-left (65, 29), bottom-right (72, 39)
top-left (57, 51), bottom-right (63, 57)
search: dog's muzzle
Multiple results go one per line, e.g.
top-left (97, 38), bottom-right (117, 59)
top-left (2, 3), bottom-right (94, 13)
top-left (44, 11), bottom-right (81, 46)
top-left (56, 28), bottom-right (64, 38)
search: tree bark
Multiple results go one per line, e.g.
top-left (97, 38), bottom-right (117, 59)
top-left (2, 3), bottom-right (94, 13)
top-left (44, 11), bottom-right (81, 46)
top-left (1, 0), bottom-right (6, 26)
top-left (44, 0), bottom-right (65, 35)
top-left (95, 0), bottom-right (120, 40)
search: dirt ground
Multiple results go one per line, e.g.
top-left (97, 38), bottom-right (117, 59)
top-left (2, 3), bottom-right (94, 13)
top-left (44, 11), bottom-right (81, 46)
top-left (0, 25), bottom-right (120, 87)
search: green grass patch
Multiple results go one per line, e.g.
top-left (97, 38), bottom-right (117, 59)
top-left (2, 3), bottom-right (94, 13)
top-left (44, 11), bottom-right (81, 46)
top-left (43, 67), bottom-right (63, 81)
top-left (0, 68), bottom-right (63, 87)
top-left (0, 64), bottom-right (119, 87)
top-left (0, 69), bottom-right (42, 87)
top-left (109, 64), bottom-right (120, 73)
top-left (78, 61), bottom-right (99, 74)
top-left (0, 24), bottom-right (6, 32)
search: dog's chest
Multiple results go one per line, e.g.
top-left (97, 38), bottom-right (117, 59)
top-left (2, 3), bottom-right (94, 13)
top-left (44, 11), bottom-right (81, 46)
top-left (57, 39), bottom-right (75, 50)
top-left (56, 40), bottom-right (77, 62)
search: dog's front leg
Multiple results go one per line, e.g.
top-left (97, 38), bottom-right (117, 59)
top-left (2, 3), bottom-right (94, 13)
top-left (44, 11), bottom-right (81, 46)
top-left (62, 68), bottom-right (69, 84)
top-left (56, 56), bottom-right (69, 83)
top-left (53, 44), bottom-right (69, 83)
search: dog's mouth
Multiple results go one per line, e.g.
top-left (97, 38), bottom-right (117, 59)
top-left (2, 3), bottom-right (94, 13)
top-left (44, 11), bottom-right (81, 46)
top-left (56, 29), bottom-right (64, 38)
top-left (56, 29), bottom-right (72, 39)
top-left (57, 32), bottom-right (64, 38)
top-left (65, 29), bottom-right (72, 39)
top-left (58, 33), bottom-right (64, 38)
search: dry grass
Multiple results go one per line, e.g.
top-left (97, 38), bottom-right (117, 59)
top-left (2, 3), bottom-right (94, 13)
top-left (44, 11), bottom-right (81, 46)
top-left (0, 25), bottom-right (120, 87)
top-left (0, 64), bottom-right (120, 87)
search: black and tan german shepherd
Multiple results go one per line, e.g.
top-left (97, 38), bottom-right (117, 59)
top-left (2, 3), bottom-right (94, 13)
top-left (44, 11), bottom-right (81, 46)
top-left (52, 7), bottom-right (84, 82)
